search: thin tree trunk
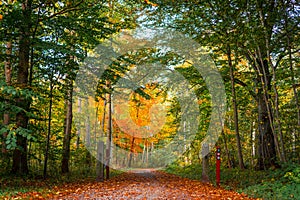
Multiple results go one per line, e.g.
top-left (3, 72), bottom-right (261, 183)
top-left (86, 115), bottom-right (91, 147)
top-left (201, 143), bottom-right (210, 183)
top-left (221, 129), bottom-right (232, 169)
top-left (105, 89), bottom-right (112, 179)
top-left (142, 141), bottom-right (146, 163)
top-left (61, 79), bottom-right (73, 174)
top-left (76, 98), bottom-right (82, 149)
top-left (146, 142), bottom-right (149, 166)
top-left (270, 63), bottom-right (286, 162)
top-left (128, 137), bottom-right (135, 168)
top-left (43, 75), bottom-right (54, 178)
top-left (85, 113), bottom-right (91, 168)
top-left (101, 100), bottom-right (106, 137)
top-left (227, 45), bottom-right (245, 169)
top-left (250, 121), bottom-right (256, 167)
top-left (96, 141), bottom-right (104, 182)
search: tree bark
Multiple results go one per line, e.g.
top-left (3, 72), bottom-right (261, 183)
top-left (61, 79), bottom-right (73, 174)
top-left (12, 0), bottom-right (32, 174)
top-left (43, 74), bottom-right (54, 178)
top-left (256, 1), bottom-right (280, 169)
top-left (96, 141), bottom-right (104, 182)
top-left (105, 87), bottom-right (112, 179)
top-left (227, 45), bottom-right (245, 170)
top-left (76, 98), bottom-right (82, 149)
top-left (256, 74), bottom-right (277, 169)
top-left (201, 143), bottom-right (209, 183)
top-left (85, 113), bottom-right (91, 168)
top-left (221, 129), bottom-right (232, 169)
top-left (270, 62), bottom-right (286, 163)
top-left (128, 137), bottom-right (135, 168)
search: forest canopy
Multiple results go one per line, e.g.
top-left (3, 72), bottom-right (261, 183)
top-left (0, 0), bottom-right (299, 181)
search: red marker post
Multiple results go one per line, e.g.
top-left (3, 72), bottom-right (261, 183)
top-left (216, 146), bottom-right (221, 187)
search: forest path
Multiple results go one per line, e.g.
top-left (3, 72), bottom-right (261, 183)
top-left (49, 169), bottom-right (254, 200)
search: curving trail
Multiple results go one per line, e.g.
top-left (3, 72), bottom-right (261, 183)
top-left (48, 169), bottom-right (255, 200)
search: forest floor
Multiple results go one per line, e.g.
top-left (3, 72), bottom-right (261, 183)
top-left (4, 169), bottom-right (257, 200)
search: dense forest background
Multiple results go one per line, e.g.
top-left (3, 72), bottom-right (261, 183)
top-left (0, 0), bottom-right (299, 198)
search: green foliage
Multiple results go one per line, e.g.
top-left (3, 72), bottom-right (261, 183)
top-left (242, 180), bottom-right (300, 200)
top-left (165, 163), bottom-right (203, 180)
top-left (0, 126), bottom-right (36, 150)
top-left (165, 162), bottom-right (300, 199)
top-left (240, 163), bottom-right (300, 199)
top-left (0, 1), bottom-right (299, 199)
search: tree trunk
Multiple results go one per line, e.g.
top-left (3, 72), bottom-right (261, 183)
top-left (96, 141), bottom-right (104, 182)
top-left (142, 141), bottom-right (146, 163)
top-left (227, 45), bottom-right (245, 170)
top-left (221, 129), bottom-right (232, 169)
top-left (244, 42), bottom-right (278, 170)
top-left (201, 143), bottom-right (210, 183)
top-left (85, 114), bottom-right (91, 168)
top-left (271, 64), bottom-right (286, 163)
top-left (61, 80), bottom-right (73, 174)
top-left (128, 137), bottom-right (135, 168)
top-left (250, 121), bottom-right (256, 167)
top-left (105, 90), bottom-right (112, 179)
top-left (12, 0), bottom-right (32, 174)
top-left (43, 76), bottom-right (54, 178)
top-left (76, 98), bottom-right (82, 149)
top-left (256, 2), bottom-right (280, 169)
top-left (257, 83), bottom-right (277, 170)
top-left (146, 142), bottom-right (149, 166)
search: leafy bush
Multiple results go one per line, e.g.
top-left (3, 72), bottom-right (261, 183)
top-left (240, 162), bottom-right (300, 199)
top-left (241, 180), bottom-right (300, 199)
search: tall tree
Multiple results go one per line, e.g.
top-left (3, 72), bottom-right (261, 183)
top-left (148, 0), bottom-right (299, 169)
top-left (12, 0), bottom-right (32, 174)
top-left (1, 0), bottom-right (138, 175)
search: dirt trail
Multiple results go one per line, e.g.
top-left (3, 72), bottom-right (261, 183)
top-left (50, 169), bottom-right (254, 200)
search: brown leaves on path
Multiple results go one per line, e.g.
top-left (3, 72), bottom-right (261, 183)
top-left (8, 169), bottom-right (257, 200)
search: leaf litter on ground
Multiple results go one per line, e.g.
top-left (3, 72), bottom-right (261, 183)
top-left (4, 169), bottom-right (259, 200)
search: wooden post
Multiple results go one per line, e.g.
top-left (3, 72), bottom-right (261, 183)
top-left (201, 143), bottom-right (210, 183)
top-left (96, 141), bottom-right (104, 182)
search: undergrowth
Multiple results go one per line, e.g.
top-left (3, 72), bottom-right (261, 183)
top-left (165, 162), bottom-right (300, 200)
